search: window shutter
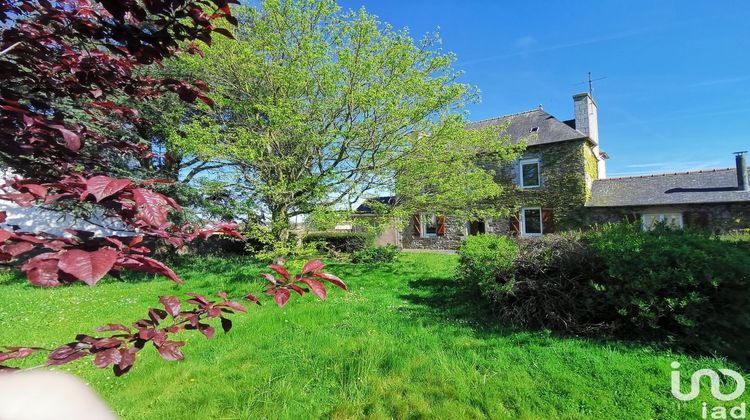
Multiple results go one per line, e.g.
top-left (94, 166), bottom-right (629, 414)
top-left (684, 211), bottom-right (710, 228)
top-left (542, 208), bottom-right (555, 233)
top-left (509, 214), bottom-right (520, 236)
top-left (436, 215), bottom-right (446, 236)
top-left (413, 214), bottom-right (421, 235)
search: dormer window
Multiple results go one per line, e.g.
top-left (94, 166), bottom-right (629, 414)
top-left (520, 158), bottom-right (541, 188)
top-left (529, 126), bottom-right (539, 133)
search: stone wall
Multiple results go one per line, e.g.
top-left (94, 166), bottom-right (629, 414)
top-left (400, 139), bottom-right (596, 249)
top-left (584, 203), bottom-right (750, 232)
top-left (401, 215), bottom-right (466, 249)
top-left (490, 139), bottom-right (592, 232)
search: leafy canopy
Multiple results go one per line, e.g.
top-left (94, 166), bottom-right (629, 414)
top-left (165, 0), bottom-right (523, 237)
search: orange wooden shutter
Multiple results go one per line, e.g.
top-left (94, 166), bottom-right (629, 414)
top-left (436, 215), bottom-right (446, 236)
top-left (509, 214), bottom-right (520, 236)
top-left (542, 208), bottom-right (555, 233)
top-left (413, 214), bottom-right (421, 235)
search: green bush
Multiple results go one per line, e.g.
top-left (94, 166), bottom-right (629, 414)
top-left (351, 245), bottom-right (400, 264)
top-left (456, 234), bottom-right (517, 297)
top-left (302, 231), bottom-right (369, 253)
top-left (457, 225), bottom-right (750, 363)
top-left (588, 223), bottom-right (750, 359)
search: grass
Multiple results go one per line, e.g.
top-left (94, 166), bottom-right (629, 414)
top-left (0, 252), bottom-right (746, 419)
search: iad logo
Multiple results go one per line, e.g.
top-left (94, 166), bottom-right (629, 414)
top-left (671, 361), bottom-right (747, 419)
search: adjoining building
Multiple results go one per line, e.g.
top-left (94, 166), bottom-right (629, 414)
top-left (356, 93), bottom-right (750, 249)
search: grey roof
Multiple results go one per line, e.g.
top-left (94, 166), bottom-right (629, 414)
top-left (467, 109), bottom-right (589, 147)
top-left (586, 168), bottom-right (750, 207)
top-left (355, 196), bottom-right (397, 214)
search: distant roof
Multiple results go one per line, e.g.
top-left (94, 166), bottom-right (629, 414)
top-left (467, 109), bottom-right (588, 147)
top-left (587, 168), bottom-right (750, 207)
top-left (355, 196), bottom-right (397, 214)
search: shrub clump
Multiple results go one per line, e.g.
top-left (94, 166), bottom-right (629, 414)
top-left (457, 224), bottom-right (750, 362)
top-left (351, 245), bottom-right (400, 264)
top-left (302, 231), bottom-right (369, 253)
top-left (587, 224), bottom-right (750, 358)
top-left (456, 234), bottom-right (517, 296)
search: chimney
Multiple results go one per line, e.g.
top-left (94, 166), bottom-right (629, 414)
top-left (574, 92), bottom-right (606, 178)
top-left (573, 92), bottom-right (599, 144)
top-left (736, 151), bottom-right (749, 191)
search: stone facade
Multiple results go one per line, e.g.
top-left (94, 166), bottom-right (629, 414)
top-left (584, 203), bottom-right (750, 232)
top-left (400, 138), bottom-right (597, 249)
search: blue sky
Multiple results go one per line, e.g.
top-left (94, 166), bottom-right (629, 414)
top-left (337, 0), bottom-right (750, 177)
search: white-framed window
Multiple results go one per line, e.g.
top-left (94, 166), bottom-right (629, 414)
top-left (519, 158), bottom-right (541, 188)
top-left (642, 212), bottom-right (683, 231)
top-left (521, 207), bottom-right (543, 236)
top-left (421, 212), bottom-right (438, 237)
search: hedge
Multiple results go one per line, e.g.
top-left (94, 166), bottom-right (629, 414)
top-left (457, 225), bottom-right (750, 364)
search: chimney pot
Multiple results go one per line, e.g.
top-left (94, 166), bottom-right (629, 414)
top-left (735, 151), bottom-right (749, 191)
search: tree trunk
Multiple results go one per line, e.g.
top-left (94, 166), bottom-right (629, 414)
top-left (270, 204), bottom-right (291, 243)
top-left (269, 203), bottom-right (292, 265)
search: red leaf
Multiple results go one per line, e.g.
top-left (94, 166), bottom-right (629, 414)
top-left (260, 272), bottom-right (277, 285)
top-left (0, 211), bottom-right (5, 223)
top-left (132, 188), bottom-right (169, 227)
top-left (217, 300), bottom-right (247, 313)
top-left (185, 293), bottom-right (209, 305)
top-left (0, 347), bottom-right (40, 363)
top-left (2, 241), bottom-right (33, 256)
top-left (159, 296), bottom-right (180, 317)
top-left (268, 264), bottom-right (290, 280)
top-left (91, 337), bottom-right (122, 350)
top-left (93, 348), bottom-right (122, 368)
top-left (96, 324), bottom-right (130, 333)
top-left (155, 341), bottom-right (184, 361)
top-left (117, 255), bottom-right (182, 284)
top-left (289, 284), bottom-right (306, 296)
top-left (0, 193), bottom-right (35, 207)
top-left (58, 248), bottom-right (118, 286)
top-left (302, 259), bottom-right (324, 274)
top-left (20, 183), bottom-right (47, 198)
top-left (85, 176), bottom-right (131, 202)
top-left (48, 124), bottom-right (81, 151)
top-left (301, 278), bottom-right (327, 300)
top-left (244, 294), bottom-right (260, 305)
top-left (0, 230), bottom-right (12, 242)
top-left (114, 348), bottom-right (137, 376)
top-left (312, 272), bottom-right (348, 291)
top-left (128, 235), bottom-right (144, 247)
top-left (25, 257), bottom-right (60, 287)
top-left (198, 323), bottom-right (215, 339)
top-left (274, 288), bottom-right (291, 307)
top-left (220, 317), bottom-right (232, 333)
top-left (47, 344), bottom-right (87, 366)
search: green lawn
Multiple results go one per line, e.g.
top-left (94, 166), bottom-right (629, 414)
top-left (0, 252), bottom-right (745, 419)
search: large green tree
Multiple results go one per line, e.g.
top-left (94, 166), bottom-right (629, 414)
top-left (165, 0), bottom-right (523, 241)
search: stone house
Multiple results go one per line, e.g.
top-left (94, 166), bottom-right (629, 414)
top-left (356, 92), bottom-right (750, 249)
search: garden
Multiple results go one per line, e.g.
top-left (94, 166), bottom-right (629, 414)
top-left (2, 248), bottom-right (747, 419)
top-left (1, 0), bottom-right (749, 419)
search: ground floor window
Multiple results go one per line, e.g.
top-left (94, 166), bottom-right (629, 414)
top-left (521, 207), bottom-right (543, 236)
top-left (467, 220), bottom-right (486, 235)
top-left (642, 212), bottom-right (683, 230)
top-left (421, 213), bottom-right (438, 237)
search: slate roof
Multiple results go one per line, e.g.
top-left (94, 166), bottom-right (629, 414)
top-left (586, 168), bottom-right (750, 207)
top-left (355, 196), bottom-right (397, 214)
top-left (467, 109), bottom-right (589, 147)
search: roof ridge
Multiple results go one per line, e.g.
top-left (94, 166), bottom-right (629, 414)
top-left (600, 167), bottom-right (735, 181)
top-left (468, 109), bottom-right (541, 125)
